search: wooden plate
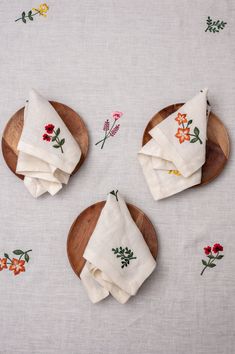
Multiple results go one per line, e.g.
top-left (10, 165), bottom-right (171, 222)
top-left (67, 201), bottom-right (158, 278)
top-left (142, 103), bottom-right (230, 185)
top-left (1, 101), bottom-right (89, 180)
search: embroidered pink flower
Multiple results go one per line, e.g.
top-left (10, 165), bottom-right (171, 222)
top-left (110, 124), bottom-right (120, 136)
top-left (43, 133), bottom-right (51, 142)
top-left (103, 120), bottom-right (110, 132)
top-left (112, 111), bottom-right (123, 120)
top-left (212, 243), bottom-right (223, 253)
top-left (204, 246), bottom-right (211, 255)
top-left (0, 258), bottom-right (7, 271)
top-left (9, 258), bottom-right (25, 276)
top-left (45, 124), bottom-right (55, 134)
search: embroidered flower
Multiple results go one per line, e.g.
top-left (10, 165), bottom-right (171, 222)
top-left (95, 112), bottom-right (124, 149)
top-left (175, 113), bottom-right (187, 125)
top-left (204, 246), bottom-right (211, 255)
top-left (168, 170), bottom-right (181, 176)
top-left (43, 133), bottom-right (51, 142)
top-left (175, 128), bottom-right (190, 144)
top-left (42, 125), bottom-right (65, 153)
top-left (201, 243), bottom-right (224, 275)
top-left (0, 258), bottom-right (7, 271)
top-left (33, 3), bottom-right (49, 17)
top-left (112, 111), bottom-right (123, 120)
top-left (9, 258), bottom-right (25, 276)
top-left (45, 124), bottom-right (55, 134)
top-left (212, 243), bottom-right (223, 253)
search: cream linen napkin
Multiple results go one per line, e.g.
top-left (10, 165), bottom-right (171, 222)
top-left (138, 89), bottom-right (209, 200)
top-left (80, 191), bottom-right (156, 304)
top-left (16, 89), bottom-right (81, 197)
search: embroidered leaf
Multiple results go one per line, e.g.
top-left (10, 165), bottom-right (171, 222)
top-left (24, 253), bottom-right (30, 263)
top-left (194, 127), bottom-right (200, 136)
top-left (217, 255), bottom-right (224, 259)
top-left (112, 247), bottom-right (137, 268)
top-left (207, 255), bottom-right (215, 259)
top-left (28, 10), bottom-right (33, 20)
top-left (190, 137), bottom-right (198, 143)
top-left (55, 128), bottom-right (60, 136)
top-left (4, 253), bottom-right (9, 258)
top-left (52, 136), bottom-right (57, 142)
top-left (22, 18), bottom-right (27, 24)
top-left (207, 263), bottom-right (216, 268)
top-left (60, 138), bottom-right (65, 146)
top-left (53, 144), bottom-right (60, 148)
top-left (202, 259), bottom-right (207, 266)
top-left (187, 119), bottom-right (193, 126)
top-left (13, 250), bottom-right (24, 255)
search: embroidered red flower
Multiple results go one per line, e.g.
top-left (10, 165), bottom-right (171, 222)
top-left (42, 133), bottom-right (51, 142)
top-left (212, 243), bottom-right (223, 253)
top-left (9, 258), bottom-right (25, 276)
top-left (175, 113), bottom-right (187, 125)
top-left (112, 111), bottom-right (123, 120)
top-left (0, 258), bottom-right (7, 271)
top-left (204, 246), bottom-right (211, 255)
top-left (175, 128), bottom-right (190, 144)
top-left (45, 124), bottom-right (55, 134)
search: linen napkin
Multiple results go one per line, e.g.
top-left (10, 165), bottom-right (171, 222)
top-left (80, 191), bottom-right (156, 304)
top-left (138, 89), bottom-right (209, 200)
top-left (16, 89), bottom-right (81, 197)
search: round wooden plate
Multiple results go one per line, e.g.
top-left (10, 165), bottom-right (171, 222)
top-left (142, 103), bottom-right (230, 185)
top-left (67, 201), bottom-right (158, 278)
top-left (1, 101), bottom-right (89, 180)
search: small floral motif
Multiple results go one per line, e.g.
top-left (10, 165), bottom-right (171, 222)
top-left (42, 124), bottom-right (65, 153)
top-left (201, 243), bottom-right (224, 276)
top-left (95, 112), bottom-right (123, 149)
top-left (0, 249), bottom-right (32, 276)
top-left (175, 112), bottom-right (202, 144)
top-left (205, 16), bottom-right (227, 33)
top-left (168, 170), bottom-right (181, 176)
top-left (112, 247), bottom-right (137, 268)
top-left (15, 3), bottom-right (49, 23)
top-left (110, 189), bottom-right (119, 201)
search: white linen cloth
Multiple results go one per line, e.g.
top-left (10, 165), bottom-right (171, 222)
top-left (16, 89), bottom-right (81, 197)
top-left (80, 191), bottom-right (156, 303)
top-left (138, 89), bottom-right (208, 200)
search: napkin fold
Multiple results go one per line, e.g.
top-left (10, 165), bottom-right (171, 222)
top-left (16, 89), bottom-right (81, 197)
top-left (80, 191), bottom-right (156, 304)
top-left (138, 89), bottom-right (209, 200)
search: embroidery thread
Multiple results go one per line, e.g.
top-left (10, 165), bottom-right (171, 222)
top-left (110, 190), bottom-right (119, 201)
top-left (168, 170), bottom-right (181, 176)
top-left (175, 113), bottom-right (202, 144)
top-left (43, 124), bottom-right (65, 153)
top-left (205, 16), bottom-right (227, 33)
top-left (201, 243), bottom-right (224, 276)
top-left (0, 249), bottom-right (32, 276)
top-left (95, 111), bottom-right (123, 149)
top-left (15, 3), bottom-right (49, 23)
top-left (112, 247), bottom-right (137, 268)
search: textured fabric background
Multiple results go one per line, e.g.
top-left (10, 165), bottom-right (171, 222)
top-left (0, 1), bottom-right (234, 353)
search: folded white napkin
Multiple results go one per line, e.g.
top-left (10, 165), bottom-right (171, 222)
top-left (16, 89), bottom-right (81, 197)
top-left (80, 191), bottom-right (156, 304)
top-left (138, 89), bottom-right (209, 200)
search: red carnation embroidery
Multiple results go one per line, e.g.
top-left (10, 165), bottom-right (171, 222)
top-left (45, 124), bottom-right (55, 134)
top-left (43, 133), bottom-right (51, 142)
top-left (200, 243), bottom-right (224, 275)
top-left (204, 246), bottom-right (211, 255)
top-left (212, 243), bottom-right (223, 253)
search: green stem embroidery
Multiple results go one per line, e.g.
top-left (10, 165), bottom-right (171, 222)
top-left (15, 10), bottom-right (40, 23)
top-left (201, 251), bottom-right (223, 275)
top-left (110, 190), bottom-right (118, 201)
top-left (112, 247), bottom-right (137, 268)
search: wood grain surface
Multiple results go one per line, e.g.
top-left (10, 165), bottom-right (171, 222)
top-left (142, 103), bottom-right (230, 185)
top-left (67, 201), bottom-right (158, 278)
top-left (1, 101), bottom-right (89, 180)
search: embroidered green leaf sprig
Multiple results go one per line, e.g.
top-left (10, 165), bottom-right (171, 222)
top-left (112, 247), bottom-right (137, 268)
top-left (205, 16), bottom-right (227, 33)
top-left (201, 243), bottom-right (224, 276)
top-left (110, 190), bottom-right (118, 201)
top-left (43, 124), bottom-right (65, 154)
top-left (0, 249), bottom-right (32, 276)
top-left (15, 4), bottom-right (49, 24)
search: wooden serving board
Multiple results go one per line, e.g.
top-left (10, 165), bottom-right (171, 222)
top-left (67, 201), bottom-right (158, 278)
top-left (1, 101), bottom-right (89, 180)
top-left (142, 103), bottom-right (230, 185)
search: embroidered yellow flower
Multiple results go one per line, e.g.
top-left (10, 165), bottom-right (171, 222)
top-left (168, 170), bottom-right (181, 176)
top-left (33, 3), bottom-right (49, 17)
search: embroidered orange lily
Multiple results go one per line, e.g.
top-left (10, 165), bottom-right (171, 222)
top-left (9, 258), bottom-right (26, 276)
top-left (175, 113), bottom-right (187, 125)
top-left (175, 127), bottom-right (190, 144)
top-left (0, 258), bottom-right (7, 271)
